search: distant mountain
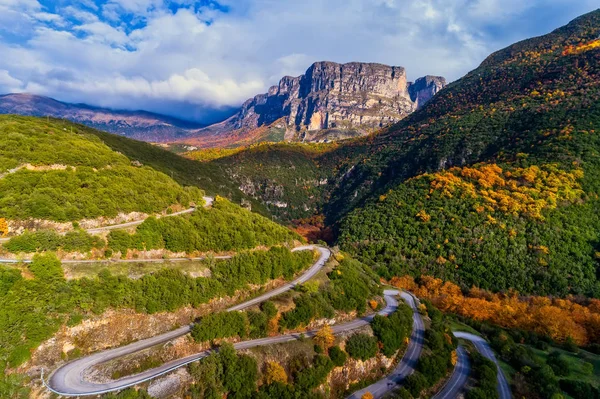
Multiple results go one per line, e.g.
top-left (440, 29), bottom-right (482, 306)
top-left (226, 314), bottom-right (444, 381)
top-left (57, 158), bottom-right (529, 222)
top-left (182, 61), bottom-right (445, 148)
top-left (0, 93), bottom-right (205, 142)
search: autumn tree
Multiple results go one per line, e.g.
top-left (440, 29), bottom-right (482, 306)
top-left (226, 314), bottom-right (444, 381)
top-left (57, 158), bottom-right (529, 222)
top-left (264, 361), bottom-right (288, 385)
top-left (361, 393), bottom-right (374, 399)
top-left (314, 325), bottom-right (335, 350)
top-left (0, 218), bottom-right (7, 237)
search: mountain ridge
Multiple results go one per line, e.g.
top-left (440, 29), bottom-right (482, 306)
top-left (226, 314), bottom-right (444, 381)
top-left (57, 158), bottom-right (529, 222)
top-left (0, 93), bottom-right (205, 142)
top-left (182, 61), bottom-right (445, 147)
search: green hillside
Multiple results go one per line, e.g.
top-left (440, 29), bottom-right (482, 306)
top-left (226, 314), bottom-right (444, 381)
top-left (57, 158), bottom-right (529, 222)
top-left (335, 10), bottom-right (600, 296)
top-left (0, 116), bottom-right (203, 222)
top-left (207, 10), bottom-right (600, 297)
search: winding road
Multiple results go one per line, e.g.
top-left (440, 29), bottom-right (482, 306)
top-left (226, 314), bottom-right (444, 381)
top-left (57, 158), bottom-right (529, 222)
top-left (45, 246), bottom-right (331, 396)
top-left (431, 345), bottom-right (470, 399)
top-left (0, 196), bottom-right (213, 244)
top-left (348, 292), bottom-right (425, 399)
top-left (454, 332), bottom-right (512, 399)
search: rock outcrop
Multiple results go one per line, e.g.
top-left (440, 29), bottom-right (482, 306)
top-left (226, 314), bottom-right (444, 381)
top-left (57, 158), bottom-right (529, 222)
top-left (191, 61), bottom-right (445, 145)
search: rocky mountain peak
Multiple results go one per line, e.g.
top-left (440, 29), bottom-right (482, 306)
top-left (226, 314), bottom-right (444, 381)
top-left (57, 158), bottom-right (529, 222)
top-left (186, 61), bottom-right (446, 146)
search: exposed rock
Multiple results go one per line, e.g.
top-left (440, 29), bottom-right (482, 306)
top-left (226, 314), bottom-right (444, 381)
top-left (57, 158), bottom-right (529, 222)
top-left (188, 61), bottom-right (445, 146)
top-left (408, 75), bottom-right (447, 108)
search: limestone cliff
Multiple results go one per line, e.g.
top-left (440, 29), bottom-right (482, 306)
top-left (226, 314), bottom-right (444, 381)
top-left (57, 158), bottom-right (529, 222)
top-left (189, 61), bottom-right (445, 146)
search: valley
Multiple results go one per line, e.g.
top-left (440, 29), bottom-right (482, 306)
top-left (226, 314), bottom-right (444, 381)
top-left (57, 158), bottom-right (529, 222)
top-left (0, 7), bottom-right (599, 399)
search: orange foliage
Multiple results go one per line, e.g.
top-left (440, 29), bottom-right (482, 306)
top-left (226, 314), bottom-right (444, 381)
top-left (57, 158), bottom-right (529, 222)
top-left (423, 163), bottom-right (584, 220)
top-left (391, 275), bottom-right (600, 346)
top-left (0, 218), bottom-right (7, 237)
top-left (416, 209), bottom-right (431, 222)
top-left (563, 38), bottom-right (600, 56)
top-left (264, 361), bottom-right (288, 385)
top-left (369, 300), bottom-right (379, 310)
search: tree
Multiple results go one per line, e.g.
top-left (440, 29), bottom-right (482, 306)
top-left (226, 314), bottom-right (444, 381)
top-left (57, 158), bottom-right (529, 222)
top-left (346, 334), bottom-right (378, 361)
top-left (264, 361), bottom-right (288, 385)
top-left (361, 393), bottom-right (374, 399)
top-left (0, 218), bottom-right (8, 236)
top-left (328, 346), bottom-right (348, 367)
top-left (314, 325), bottom-right (335, 350)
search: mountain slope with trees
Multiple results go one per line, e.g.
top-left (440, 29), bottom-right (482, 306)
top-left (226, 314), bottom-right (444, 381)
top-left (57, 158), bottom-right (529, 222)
top-left (334, 10), bottom-right (600, 296)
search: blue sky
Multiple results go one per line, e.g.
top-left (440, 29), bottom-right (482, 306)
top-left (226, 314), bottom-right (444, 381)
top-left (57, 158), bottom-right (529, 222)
top-left (0, 0), bottom-right (598, 123)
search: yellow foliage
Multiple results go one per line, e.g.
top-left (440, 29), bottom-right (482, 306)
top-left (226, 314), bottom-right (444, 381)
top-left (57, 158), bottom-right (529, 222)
top-left (0, 218), bottom-right (7, 237)
top-left (314, 325), bottom-right (335, 350)
top-left (379, 194), bottom-right (387, 202)
top-left (563, 39), bottom-right (600, 55)
top-left (369, 300), bottom-right (379, 310)
top-left (416, 209), bottom-right (431, 222)
top-left (423, 163), bottom-right (583, 220)
top-left (361, 393), bottom-right (374, 399)
top-left (264, 361), bottom-right (288, 385)
top-left (451, 350), bottom-right (458, 366)
top-left (334, 252), bottom-right (345, 262)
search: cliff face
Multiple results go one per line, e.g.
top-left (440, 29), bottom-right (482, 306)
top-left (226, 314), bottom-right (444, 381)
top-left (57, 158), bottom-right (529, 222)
top-left (194, 61), bottom-right (445, 144)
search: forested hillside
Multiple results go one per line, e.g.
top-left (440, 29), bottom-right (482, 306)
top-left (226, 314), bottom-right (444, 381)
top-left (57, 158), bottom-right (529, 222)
top-left (203, 10), bottom-right (600, 297)
top-left (331, 11), bottom-right (600, 297)
top-left (0, 116), bottom-right (204, 222)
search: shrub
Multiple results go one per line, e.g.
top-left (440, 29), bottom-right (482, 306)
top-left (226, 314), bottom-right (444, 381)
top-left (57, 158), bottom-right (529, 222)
top-left (345, 334), bottom-right (378, 361)
top-left (328, 346), bottom-right (348, 367)
top-left (404, 372), bottom-right (428, 397)
top-left (191, 311), bottom-right (248, 342)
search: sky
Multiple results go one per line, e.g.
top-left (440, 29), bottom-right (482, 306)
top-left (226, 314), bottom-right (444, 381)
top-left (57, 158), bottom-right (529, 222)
top-left (0, 0), bottom-right (598, 123)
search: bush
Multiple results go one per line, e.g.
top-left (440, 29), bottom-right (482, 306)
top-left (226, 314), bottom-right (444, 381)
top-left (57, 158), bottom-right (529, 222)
top-left (328, 346), bottom-right (348, 367)
top-left (371, 305), bottom-right (413, 356)
top-left (28, 253), bottom-right (64, 282)
top-left (191, 311), bottom-right (248, 342)
top-left (559, 379), bottom-right (600, 399)
top-left (4, 230), bottom-right (60, 253)
top-left (404, 372), bottom-right (428, 397)
top-left (547, 351), bottom-right (570, 377)
top-left (107, 230), bottom-right (132, 257)
top-left (345, 334), bottom-right (378, 361)
top-left (261, 301), bottom-right (277, 320)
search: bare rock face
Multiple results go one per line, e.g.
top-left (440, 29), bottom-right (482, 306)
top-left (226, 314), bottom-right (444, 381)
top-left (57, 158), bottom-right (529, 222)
top-left (196, 61), bottom-right (445, 144)
top-left (408, 75), bottom-right (447, 108)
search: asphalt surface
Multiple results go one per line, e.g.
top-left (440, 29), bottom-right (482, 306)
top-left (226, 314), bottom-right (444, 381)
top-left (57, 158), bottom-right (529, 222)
top-left (431, 345), bottom-right (470, 399)
top-left (45, 246), bottom-right (331, 396)
top-left (347, 291), bottom-right (425, 399)
top-left (454, 332), bottom-right (512, 399)
top-left (0, 196), bottom-right (213, 244)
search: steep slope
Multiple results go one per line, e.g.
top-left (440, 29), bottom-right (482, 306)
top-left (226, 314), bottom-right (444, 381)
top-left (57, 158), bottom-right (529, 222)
top-left (333, 10), bottom-right (600, 296)
top-left (0, 115), bottom-right (205, 231)
top-left (183, 61), bottom-right (445, 147)
top-left (0, 93), bottom-right (205, 142)
top-left (207, 10), bottom-right (600, 297)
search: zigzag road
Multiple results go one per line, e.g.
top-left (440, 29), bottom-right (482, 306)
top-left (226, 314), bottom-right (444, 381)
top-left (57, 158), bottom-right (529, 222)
top-left (348, 292), bottom-right (425, 399)
top-left (45, 246), bottom-right (331, 396)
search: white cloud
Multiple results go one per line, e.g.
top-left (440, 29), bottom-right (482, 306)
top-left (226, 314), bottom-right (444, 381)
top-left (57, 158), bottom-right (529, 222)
top-left (0, 0), bottom-right (597, 121)
top-left (0, 69), bottom-right (23, 92)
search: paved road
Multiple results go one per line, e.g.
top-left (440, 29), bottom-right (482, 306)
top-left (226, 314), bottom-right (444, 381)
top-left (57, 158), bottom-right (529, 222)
top-left (0, 255), bottom-right (234, 265)
top-left (45, 246), bottom-right (330, 396)
top-left (454, 332), bottom-right (512, 399)
top-left (347, 291), bottom-right (425, 399)
top-left (0, 196), bottom-right (213, 244)
top-left (431, 345), bottom-right (470, 399)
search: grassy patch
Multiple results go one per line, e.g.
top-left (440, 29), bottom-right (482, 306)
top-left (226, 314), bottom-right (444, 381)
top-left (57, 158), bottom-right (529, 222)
top-left (63, 259), bottom-right (211, 279)
top-left (529, 346), bottom-right (600, 387)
